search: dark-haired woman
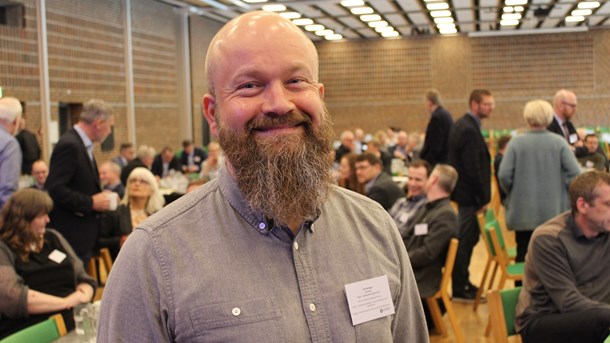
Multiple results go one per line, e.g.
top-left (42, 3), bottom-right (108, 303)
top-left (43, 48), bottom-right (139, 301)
top-left (0, 189), bottom-right (96, 339)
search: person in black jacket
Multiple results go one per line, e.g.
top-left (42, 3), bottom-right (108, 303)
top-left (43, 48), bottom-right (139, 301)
top-left (15, 117), bottom-right (41, 175)
top-left (355, 153), bottom-right (404, 211)
top-left (547, 89), bottom-right (579, 146)
top-left (420, 89), bottom-right (453, 167)
top-left (151, 146), bottom-right (181, 178)
top-left (448, 89), bottom-right (493, 300)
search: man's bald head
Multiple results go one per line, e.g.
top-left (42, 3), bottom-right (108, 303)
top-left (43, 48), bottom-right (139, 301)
top-left (205, 11), bottom-right (319, 96)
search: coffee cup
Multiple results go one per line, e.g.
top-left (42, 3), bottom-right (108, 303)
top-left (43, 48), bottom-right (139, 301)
top-left (106, 192), bottom-right (118, 211)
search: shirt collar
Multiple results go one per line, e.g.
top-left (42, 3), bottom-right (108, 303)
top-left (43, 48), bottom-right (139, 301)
top-left (216, 165), bottom-right (319, 236)
top-left (425, 196), bottom-right (450, 209)
top-left (73, 124), bottom-right (93, 150)
top-left (553, 113), bottom-right (566, 127)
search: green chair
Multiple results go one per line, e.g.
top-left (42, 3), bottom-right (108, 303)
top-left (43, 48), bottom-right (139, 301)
top-left (488, 287), bottom-right (522, 343)
top-left (0, 314), bottom-right (67, 343)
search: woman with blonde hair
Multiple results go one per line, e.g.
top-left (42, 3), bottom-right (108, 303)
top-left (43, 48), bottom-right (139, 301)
top-left (498, 99), bottom-right (581, 264)
top-left (0, 189), bottom-right (95, 339)
top-left (99, 167), bottom-right (165, 259)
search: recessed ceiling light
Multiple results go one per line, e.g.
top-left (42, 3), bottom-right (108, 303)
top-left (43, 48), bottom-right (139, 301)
top-left (437, 23), bottom-right (456, 30)
top-left (340, 0), bottom-right (364, 7)
top-left (293, 18), bottom-right (314, 26)
top-left (503, 6), bottom-right (514, 12)
top-left (305, 24), bottom-right (325, 31)
top-left (514, 6), bottom-right (524, 11)
top-left (381, 31), bottom-right (400, 37)
top-left (505, 0), bottom-right (527, 6)
top-left (434, 17), bottom-right (454, 24)
top-left (325, 34), bottom-right (343, 40)
top-left (571, 9), bottom-right (592, 16)
top-left (360, 14), bottom-right (381, 21)
top-left (427, 2), bottom-right (449, 10)
top-left (368, 21), bottom-right (388, 27)
top-left (578, 1), bottom-right (600, 9)
top-left (430, 10), bottom-right (452, 17)
top-left (316, 29), bottom-right (334, 36)
top-left (502, 13), bottom-right (522, 20)
top-left (500, 19), bottom-right (520, 25)
top-left (565, 15), bottom-right (585, 22)
top-left (279, 12), bottom-right (301, 19)
top-left (262, 4), bottom-right (285, 11)
top-left (351, 7), bottom-right (374, 14)
top-left (375, 26), bottom-right (395, 33)
top-left (439, 27), bottom-right (457, 34)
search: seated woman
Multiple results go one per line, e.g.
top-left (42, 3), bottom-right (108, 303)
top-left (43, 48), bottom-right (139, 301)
top-left (0, 189), bottom-right (96, 339)
top-left (338, 153), bottom-right (364, 194)
top-left (99, 167), bottom-right (165, 260)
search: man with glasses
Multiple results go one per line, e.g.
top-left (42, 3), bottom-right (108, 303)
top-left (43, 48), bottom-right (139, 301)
top-left (548, 89), bottom-right (579, 146)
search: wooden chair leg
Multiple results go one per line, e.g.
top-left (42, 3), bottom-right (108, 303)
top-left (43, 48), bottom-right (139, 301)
top-left (474, 258), bottom-right (492, 311)
top-left (87, 258), bottom-right (98, 283)
top-left (426, 297), bottom-right (447, 336)
top-left (442, 294), bottom-right (464, 343)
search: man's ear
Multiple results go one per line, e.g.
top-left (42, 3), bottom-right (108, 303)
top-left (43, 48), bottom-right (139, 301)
top-left (202, 94), bottom-right (218, 137)
top-left (318, 83), bottom-right (325, 98)
top-left (576, 197), bottom-right (590, 214)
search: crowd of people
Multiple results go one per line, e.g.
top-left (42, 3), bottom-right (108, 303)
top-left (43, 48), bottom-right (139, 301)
top-left (0, 10), bottom-right (609, 343)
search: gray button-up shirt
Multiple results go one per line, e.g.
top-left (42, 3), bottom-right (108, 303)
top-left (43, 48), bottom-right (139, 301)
top-left (98, 166), bottom-right (428, 342)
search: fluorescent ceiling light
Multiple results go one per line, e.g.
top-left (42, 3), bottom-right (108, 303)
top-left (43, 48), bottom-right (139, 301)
top-left (262, 4), bottom-right (285, 11)
top-left (305, 24), bottom-right (325, 31)
top-left (351, 7), bottom-right (374, 14)
top-left (199, 0), bottom-right (228, 10)
top-left (427, 2), bottom-right (449, 10)
top-left (439, 27), bottom-right (457, 34)
top-left (430, 10), bottom-right (452, 17)
top-left (368, 20), bottom-right (388, 27)
top-left (514, 6), bottom-right (524, 11)
top-left (360, 14), bottom-right (381, 21)
top-left (293, 18), bottom-right (314, 25)
top-left (502, 13), bottom-right (522, 20)
top-left (434, 17), bottom-right (454, 23)
top-left (571, 9), bottom-right (592, 16)
top-left (578, 1), bottom-right (600, 9)
top-left (316, 29), bottom-right (334, 36)
top-left (565, 15), bottom-right (585, 22)
top-left (280, 12), bottom-right (301, 19)
top-left (500, 19), bottom-right (520, 25)
top-left (505, 0), bottom-right (527, 5)
top-left (469, 26), bottom-right (587, 37)
top-left (503, 6), bottom-right (514, 12)
top-left (227, 0), bottom-right (250, 8)
top-left (381, 31), bottom-right (400, 37)
top-left (325, 34), bottom-right (343, 40)
top-left (375, 26), bottom-right (395, 33)
top-left (437, 23), bottom-right (456, 29)
top-left (242, 0), bottom-right (266, 3)
top-left (340, 0), bottom-right (364, 7)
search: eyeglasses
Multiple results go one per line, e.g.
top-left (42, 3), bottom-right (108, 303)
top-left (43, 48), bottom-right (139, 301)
top-left (128, 178), bottom-right (150, 185)
top-left (562, 101), bottom-right (577, 109)
top-left (355, 164), bottom-right (372, 171)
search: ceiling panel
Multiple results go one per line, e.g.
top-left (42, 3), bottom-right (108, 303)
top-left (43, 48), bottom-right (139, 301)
top-left (162, 0), bottom-right (610, 40)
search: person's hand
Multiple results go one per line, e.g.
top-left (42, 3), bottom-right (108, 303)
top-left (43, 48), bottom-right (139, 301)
top-left (75, 283), bottom-right (94, 303)
top-left (63, 292), bottom-right (83, 309)
top-left (188, 165), bottom-right (198, 173)
top-left (92, 192), bottom-right (110, 211)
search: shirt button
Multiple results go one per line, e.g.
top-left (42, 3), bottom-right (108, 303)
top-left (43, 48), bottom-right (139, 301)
top-left (232, 307), bottom-right (241, 316)
top-left (293, 242), bottom-right (299, 250)
top-left (309, 303), bottom-right (316, 312)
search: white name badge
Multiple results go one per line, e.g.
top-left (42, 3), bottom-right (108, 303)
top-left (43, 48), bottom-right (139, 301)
top-left (586, 160), bottom-right (594, 168)
top-left (569, 133), bottom-right (579, 144)
top-left (344, 275), bottom-right (395, 326)
top-left (415, 223), bottom-right (428, 236)
top-left (48, 249), bottom-right (67, 264)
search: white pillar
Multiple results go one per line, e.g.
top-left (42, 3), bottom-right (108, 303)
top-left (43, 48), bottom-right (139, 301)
top-left (122, 0), bottom-right (136, 145)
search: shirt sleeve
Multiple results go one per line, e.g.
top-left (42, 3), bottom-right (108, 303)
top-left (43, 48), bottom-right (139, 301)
top-left (530, 234), bottom-right (610, 313)
top-left (498, 142), bottom-right (516, 194)
top-left (97, 229), bottom-right (172, 342)
top-left (0, 244), bottom-right (29, 319)
top-left (0, 138), bottom-right (22, 208)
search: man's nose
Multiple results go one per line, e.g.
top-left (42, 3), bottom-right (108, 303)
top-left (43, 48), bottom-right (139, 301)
top-left (261, 81), bottom-right (294, 116)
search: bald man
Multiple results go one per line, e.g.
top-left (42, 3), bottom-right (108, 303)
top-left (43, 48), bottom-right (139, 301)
top-left (548, 89), bottom-right (579, 146)
top-left (99, 11), bottom-right (427, 342)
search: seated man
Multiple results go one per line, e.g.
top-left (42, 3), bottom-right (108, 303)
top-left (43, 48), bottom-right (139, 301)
top-left (180, 140), bottom-right (207, 174)
top-left (99, 161), bottom-right (124, 199)
top-left (389, 159), bottom-right (431, 237)
top-left (402, 164), bottom-right (458, 324)
top-left (576, 134), bottom-right (607, 171)
top-left (151, 146), bottom-right (181, 178)
top-left (516, 171), bottom-right (610, 343)
top-left (120, 145), bottom-right (155, 185)
top-left (355, 152), bottom-right (404, 210)
top-left (30, 160), bottom-right (48, 191)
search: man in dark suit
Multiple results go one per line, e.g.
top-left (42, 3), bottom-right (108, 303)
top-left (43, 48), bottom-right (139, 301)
top-left (111, 142), bottom-right (134, 169)
top-left (180, 140), bottom-right (207, 174)
top-left (15, 117), bottom-right (41, 175)
top-left (448, 89), bottom-right (493, 300)
top-left (547, 89), bottom-right (579, 146)
top-left (151, 146), bottom-right (181, 178)
top-left (403, 164), bottom-right (458, 327)
top-left (420, 89), bottom-right (453, 167)
top-left (46, 99), bottom-right (115, 264)
top-left (355, 152), bottom-right (404, 210)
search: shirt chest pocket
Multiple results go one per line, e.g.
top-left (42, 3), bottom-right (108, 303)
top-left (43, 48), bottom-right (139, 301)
top-left (188, 297), bottom-right (284, 343)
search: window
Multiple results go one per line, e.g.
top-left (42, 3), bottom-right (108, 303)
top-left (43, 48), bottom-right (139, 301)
top-left (0, 3), bottom-right (25, 28)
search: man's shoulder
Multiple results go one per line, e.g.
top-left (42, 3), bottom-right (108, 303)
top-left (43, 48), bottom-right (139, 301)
top-left (531, 212), bottom-right (569, 242)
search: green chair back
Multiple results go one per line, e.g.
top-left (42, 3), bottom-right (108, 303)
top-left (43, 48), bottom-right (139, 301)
top-left (485, 219), bottom-right (507, 257)
top-left (500, 287), bottom-right (522, 336)
top-left (0, 316), bottom-right (63, 343)
top-left (485, 207), bottom-right (496, 223)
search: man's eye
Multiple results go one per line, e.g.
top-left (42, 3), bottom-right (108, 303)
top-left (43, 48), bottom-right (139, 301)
top-left (239, 83), bottom-right (256, 89)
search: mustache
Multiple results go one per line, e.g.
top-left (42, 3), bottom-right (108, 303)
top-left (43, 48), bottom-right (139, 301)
top-left (246, 111), bottom-right (312, 132)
